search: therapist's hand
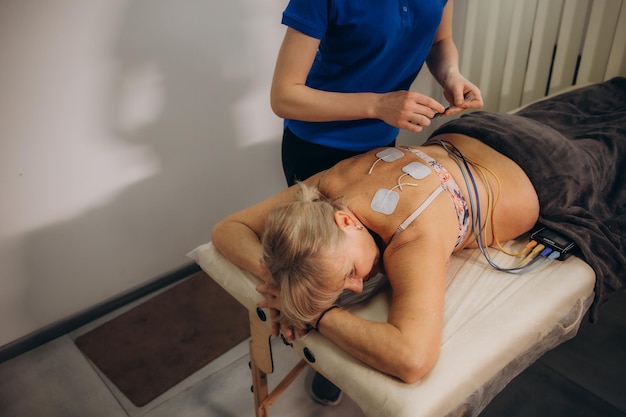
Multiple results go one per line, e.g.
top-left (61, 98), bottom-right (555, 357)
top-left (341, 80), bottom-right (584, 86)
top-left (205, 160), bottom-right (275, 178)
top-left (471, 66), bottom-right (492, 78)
top-left (375, 90), bottom-right (446, 133)
top-left (440, 73), bottom-right (483, 116)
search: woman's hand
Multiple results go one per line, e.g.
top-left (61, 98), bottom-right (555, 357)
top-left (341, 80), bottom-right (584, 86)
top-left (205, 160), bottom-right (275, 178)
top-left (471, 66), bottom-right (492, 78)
top-left (256, 280), bottom-right (308, 342)
top-left (256, 281), bottom-right (284, 338)
top-left (253, 262), bottom-right (286, 337)
top-left (256, 279), bottom-right (320, 342)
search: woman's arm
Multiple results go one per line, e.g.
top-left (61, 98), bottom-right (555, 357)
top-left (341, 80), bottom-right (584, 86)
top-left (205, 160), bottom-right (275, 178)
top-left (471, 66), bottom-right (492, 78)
top-left (270, 28), bottom-right (445, 131)
top-left (211, 172), bottom-right (328, 281)
top-left (315, 238), bottom-right (449, 383)
top-left (426, 0), bottom-right (483, 113)
top-left (211, 214), bottom-right (269, 283)
top-left (211, 185), bottom-right (296, 281)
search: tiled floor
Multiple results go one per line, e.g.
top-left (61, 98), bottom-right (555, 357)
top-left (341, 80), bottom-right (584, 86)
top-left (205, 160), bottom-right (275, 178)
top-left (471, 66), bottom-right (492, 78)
top-left (1, 285), bottom-right (624, 417)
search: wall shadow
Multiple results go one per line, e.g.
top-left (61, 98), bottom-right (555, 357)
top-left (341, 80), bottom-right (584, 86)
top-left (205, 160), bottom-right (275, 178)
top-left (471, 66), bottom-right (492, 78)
top-left (20, 0), bottom-right (285, 327)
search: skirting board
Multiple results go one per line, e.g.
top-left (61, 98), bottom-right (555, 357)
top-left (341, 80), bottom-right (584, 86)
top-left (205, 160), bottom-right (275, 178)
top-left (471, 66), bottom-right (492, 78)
top-left (0, 263), bottom-right (200, 363)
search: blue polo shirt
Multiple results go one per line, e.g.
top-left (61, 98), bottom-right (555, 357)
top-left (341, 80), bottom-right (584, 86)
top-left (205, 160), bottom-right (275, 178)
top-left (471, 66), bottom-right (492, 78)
top-left (282, 0), bottom-right (447, 151)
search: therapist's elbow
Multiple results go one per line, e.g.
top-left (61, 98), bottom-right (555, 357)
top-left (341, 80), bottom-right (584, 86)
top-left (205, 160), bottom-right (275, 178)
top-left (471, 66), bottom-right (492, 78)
top-left (270, 93), bottom-right (289, 119)
top-left (270, 84), bottom-right (299, 120)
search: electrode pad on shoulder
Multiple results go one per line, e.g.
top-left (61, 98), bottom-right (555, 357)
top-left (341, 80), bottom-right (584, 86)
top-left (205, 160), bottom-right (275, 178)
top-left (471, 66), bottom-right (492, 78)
top-left (376, 148), bottom-right (404, 162)
top-left (368, 148), bottom-right (405, 175)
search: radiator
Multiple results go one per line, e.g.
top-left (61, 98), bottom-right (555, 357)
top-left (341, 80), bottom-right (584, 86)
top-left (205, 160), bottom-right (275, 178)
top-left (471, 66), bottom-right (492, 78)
top-left (459, 0), bottom-right (626, 112)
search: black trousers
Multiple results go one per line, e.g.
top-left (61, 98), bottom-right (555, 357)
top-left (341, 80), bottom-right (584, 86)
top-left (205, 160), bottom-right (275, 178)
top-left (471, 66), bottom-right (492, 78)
top-left (281, 127), bottom-right (395, 186)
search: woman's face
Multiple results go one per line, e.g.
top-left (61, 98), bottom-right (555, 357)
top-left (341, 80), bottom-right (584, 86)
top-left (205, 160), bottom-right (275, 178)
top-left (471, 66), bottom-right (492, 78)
top-left (326, 225), bottom-right (381, 294)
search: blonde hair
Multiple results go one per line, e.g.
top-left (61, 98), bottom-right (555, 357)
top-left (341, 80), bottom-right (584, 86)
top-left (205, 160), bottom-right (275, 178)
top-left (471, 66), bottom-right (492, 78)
top-left (262, 182), bottom-right (346, 329)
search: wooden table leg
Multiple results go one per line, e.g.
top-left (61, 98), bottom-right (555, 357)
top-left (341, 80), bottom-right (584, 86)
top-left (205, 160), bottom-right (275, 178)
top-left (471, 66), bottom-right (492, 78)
top-left (248, 309), bottom-right (308, 417)
top-left (249, 310), bottom-right (273, 417)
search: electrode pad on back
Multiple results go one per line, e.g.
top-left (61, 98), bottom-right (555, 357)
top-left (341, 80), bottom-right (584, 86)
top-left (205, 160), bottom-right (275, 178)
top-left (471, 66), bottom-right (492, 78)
top-left (402, 162), bottom-right (430, 179)
top-left (368, 147), bottom-right (430, 215)
top-left (371, 189), bottom-right (400, 215)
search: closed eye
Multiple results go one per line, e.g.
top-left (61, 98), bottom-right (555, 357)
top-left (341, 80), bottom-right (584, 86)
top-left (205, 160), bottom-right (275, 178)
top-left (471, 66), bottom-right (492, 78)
top-left (345, 266), bottom-right (355, 280)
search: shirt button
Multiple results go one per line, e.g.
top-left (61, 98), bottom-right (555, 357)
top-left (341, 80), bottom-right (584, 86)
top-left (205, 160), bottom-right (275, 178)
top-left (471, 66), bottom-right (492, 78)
top-left (403, 6), bottom-right (408, 12)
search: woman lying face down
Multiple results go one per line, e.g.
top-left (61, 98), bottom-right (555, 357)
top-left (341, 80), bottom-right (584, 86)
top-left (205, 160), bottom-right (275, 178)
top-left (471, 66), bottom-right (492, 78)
top-left (211, 133), bottom-right (540, 383)
top-left (261, 184), bottom-right (383, 329)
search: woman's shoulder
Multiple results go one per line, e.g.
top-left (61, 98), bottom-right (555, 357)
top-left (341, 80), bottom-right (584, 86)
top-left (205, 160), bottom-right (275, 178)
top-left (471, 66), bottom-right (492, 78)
top-left (317, 148), bottom-right (385, 181)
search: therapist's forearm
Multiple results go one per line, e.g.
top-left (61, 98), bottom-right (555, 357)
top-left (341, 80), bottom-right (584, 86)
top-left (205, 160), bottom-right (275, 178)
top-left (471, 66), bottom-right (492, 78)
top-left (426, 37), bottom-right (461, 87)
top-left (270, 86), bottom-right (380, 123)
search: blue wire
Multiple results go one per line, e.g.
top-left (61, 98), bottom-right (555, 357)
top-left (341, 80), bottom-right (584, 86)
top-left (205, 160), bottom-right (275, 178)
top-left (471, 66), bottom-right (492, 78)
top-left (509, 250), bottom-right (561, 275)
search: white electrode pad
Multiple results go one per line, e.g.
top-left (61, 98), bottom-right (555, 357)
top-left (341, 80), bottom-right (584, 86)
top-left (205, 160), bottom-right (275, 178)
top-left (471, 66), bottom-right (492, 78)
top-left (368, 148), bottom-right (405, 175)
top-left (402, 162), bottom-right (430, 179)
top-left (376, 148), bottom-right (404, 162)
top-left (371, 189), bottom-right (400, 215)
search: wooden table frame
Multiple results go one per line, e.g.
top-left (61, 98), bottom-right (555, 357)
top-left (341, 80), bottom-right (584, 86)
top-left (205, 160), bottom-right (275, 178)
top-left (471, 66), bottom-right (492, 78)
top-left (248, 309), bottom-right (308, 417)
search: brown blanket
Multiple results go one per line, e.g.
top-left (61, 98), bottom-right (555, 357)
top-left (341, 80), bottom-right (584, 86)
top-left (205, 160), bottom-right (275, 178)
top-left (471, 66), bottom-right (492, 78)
top-left (431, 77), bottom-right (626, 321)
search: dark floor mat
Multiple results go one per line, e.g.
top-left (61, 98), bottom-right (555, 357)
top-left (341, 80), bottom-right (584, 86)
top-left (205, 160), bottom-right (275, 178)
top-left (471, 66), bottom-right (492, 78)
top-left (75, 270), bottom-right (250, 407)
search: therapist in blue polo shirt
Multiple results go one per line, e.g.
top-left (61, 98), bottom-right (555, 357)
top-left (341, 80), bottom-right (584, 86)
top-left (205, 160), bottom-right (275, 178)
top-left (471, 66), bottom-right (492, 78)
top-left (271, 0), bottom-right (483, 186)
top-left (268, 0), bottom-right (483, 406)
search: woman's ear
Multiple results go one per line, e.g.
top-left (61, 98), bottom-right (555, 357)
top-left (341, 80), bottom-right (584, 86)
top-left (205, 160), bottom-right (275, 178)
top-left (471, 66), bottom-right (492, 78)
top-left (333, 210), bottom-right (356, 228)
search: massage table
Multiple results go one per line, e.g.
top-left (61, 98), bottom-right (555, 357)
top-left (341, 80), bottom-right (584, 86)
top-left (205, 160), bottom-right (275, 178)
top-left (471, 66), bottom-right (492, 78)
top-left (187, 78), bottom-right (626, 416)
top-left (188, 237), bottom-right (595, 417)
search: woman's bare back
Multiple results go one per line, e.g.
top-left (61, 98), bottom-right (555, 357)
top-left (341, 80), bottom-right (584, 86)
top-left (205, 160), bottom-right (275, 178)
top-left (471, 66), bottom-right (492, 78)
top-left (315, 133), bottom-right (540, 251)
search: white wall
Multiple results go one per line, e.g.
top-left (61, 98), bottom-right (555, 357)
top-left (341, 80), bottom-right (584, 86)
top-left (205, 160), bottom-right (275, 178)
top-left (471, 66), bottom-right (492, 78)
top-left (0, 0), bottom-right (290, 347)
top-left (0, 0), bottom-right (454, 348)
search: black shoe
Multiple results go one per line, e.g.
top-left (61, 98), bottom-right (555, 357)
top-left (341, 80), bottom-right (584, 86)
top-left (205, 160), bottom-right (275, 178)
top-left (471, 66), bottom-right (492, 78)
top-left (309, 371), bottom-right (343, 406)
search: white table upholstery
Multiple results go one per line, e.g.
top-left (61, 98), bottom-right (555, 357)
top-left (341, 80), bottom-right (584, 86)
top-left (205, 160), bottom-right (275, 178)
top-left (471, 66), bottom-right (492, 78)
top-left (188, 238), bottom-right (595, 417)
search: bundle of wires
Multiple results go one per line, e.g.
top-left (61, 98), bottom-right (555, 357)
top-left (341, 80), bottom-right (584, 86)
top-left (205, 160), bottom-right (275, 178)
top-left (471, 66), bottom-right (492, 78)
top-left (427, 139), bottom-right (560, 274)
